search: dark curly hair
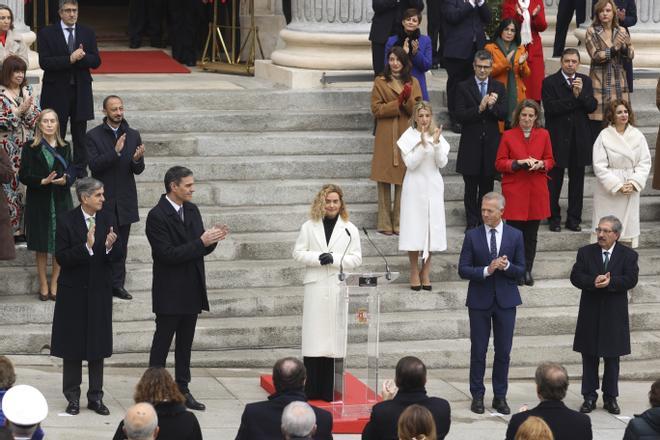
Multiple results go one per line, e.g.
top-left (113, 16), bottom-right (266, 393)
top-left (134, 367), bottom-right (185, 405)
top-left (382, 46), bottom-right (412, 83)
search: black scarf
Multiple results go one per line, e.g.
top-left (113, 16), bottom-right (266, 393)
top-left (393, 29), bottom-right (421, 55)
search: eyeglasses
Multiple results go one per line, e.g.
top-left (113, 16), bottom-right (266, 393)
top-left (61, 8), bottom-right (78, 13)
top-left (474, 64), bottom-right (492, 70)
top-left (594, 228), bottom-right (614, 234)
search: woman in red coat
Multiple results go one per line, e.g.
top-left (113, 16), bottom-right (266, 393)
top-left (502, 0), bottom-right (547, 101)
top-left (496, 99), bottom-right (554, 286)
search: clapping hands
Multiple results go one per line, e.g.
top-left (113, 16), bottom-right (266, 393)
top-left (201, 224), bottom-right (229, 246)
top-left (594, 272), bottom-right (611, 288)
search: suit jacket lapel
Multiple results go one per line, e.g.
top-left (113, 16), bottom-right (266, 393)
top-left (159, 195), bottom-right (188, 241)
top-left (312, 221), bottom-right (327, 252)
top-left (469, 80), bottom-right (481, 105)
top-left (75, 206), bottom-right (89, 241)
top-left (476, 225), bottom-right (491, 257)
top-left (328, 218), bottom-right (346, 250)
top-left (606, 242), bottom-right (623, 272)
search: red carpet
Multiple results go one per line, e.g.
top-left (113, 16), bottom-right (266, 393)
top-left (261, 373), bottom-right (381, 433)
top-left (92, 50), bottom-right (190, 74)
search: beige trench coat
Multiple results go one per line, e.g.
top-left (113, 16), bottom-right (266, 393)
top-left (370, 76), bottom-right (422, 185)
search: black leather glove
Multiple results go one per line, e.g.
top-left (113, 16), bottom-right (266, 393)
top-left (319, 253), bottom-right (334, 265)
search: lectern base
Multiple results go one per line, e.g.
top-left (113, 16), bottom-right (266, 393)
top-left (260, 372), bottom-right (381, 433)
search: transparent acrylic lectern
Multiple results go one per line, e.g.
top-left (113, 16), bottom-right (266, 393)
top-left (331, 271), bottom-right (399, 418)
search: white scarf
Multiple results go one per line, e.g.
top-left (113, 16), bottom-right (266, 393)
top-left (518, 0), bottom-right (533, 45)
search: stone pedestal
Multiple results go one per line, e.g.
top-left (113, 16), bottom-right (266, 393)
top-left (574, 0), bottom-right (660, 68)
top-left (6, 0), bottom-right (39, 70)
top-left (255, 0), bottom-right (373, 87)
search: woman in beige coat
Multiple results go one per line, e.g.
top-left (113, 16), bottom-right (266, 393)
top-left (370, 45), bottom-right (422, 235)
top-left (0, 5), bottom-right (29, 67)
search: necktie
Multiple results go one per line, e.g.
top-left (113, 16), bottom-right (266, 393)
top-left (87, 216), bottom-right (95, 230)
top-left (603, 251), bottom-right (610, 272)
top-left (66, 27), bottom-right (75, 53)
top-left (489, 229), bottom-right (497, 260)
top-left (177, 207), bottom-right (184, 222)
top-left (480, 81), bottom-right (487, 99)
top-left (568, 76), bottom-right (574, 87)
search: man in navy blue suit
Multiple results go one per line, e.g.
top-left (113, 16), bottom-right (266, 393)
top-left (458, 192), bottom-right (525, 415)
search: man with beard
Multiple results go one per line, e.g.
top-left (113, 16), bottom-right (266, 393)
top-left (86, 95), bottom-right (145, 301)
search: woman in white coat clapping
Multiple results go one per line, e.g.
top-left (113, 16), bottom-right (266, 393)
top-left (398, 101), bottom-right (450, 290)
top-left (292, 184), bottom-right (362, 401)
top-left (592, 99), bottom-right (651, 248)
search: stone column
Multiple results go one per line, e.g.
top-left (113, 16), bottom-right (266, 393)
top-left (255, 0), bottom-right (373, 86)
top-left (575, 0), bottom-right (660, 68)
top-left (6, 0), bottom-right (39, 70)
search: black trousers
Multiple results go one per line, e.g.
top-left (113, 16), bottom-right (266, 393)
top-left (128, 0), bottom-right (165, 45)
top-left (167, 0), bottom-right (204, 64)
top-left (444, 56), bottom-right (474, 118)
top-left (552, 0), bottom-right (586, 56)
top-left (63, 358), bottom-right (104, 403)
top-left (112, 223), bottom-right (131, 289)
top-left (58, 85), bottom-right (88, 177)
top-left (506, 220), bottom-right (540, 272)
top-left (149, 314), bottom-right (198, 393)
top-left (303, 356), bottom-right (335, 402)
top-left (372, 41), bottom-right (386, 75)
top-left (548, 164), bottom-right (585, 227)
top-left (427, 0), bottom-right (444, 66)
top-left (462, 174), bottom-right (495, 228)
top-left (581, 354), bottom-right (620, 400)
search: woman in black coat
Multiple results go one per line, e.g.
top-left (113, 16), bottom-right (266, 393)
top-left (18, 109), bottom-right (73, 300)
top-left (113, 367), bottom-right (203, 440)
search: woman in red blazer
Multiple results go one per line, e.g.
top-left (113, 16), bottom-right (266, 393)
top-left (496, 99), bottom-right (555, 286)
top-left (502, 0), bottom-right (547, 101)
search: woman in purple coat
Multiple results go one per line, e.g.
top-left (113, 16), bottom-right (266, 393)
top-left (384, 8), bottom-right (433, 100)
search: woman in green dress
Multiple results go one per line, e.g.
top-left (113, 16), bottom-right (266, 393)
top-left (19, 109), bottom-right (74, 301)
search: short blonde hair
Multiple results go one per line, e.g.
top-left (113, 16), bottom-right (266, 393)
top-left (309, 184), bottom-right (349, 222)
top-left (31, 109), bottom-right (66, 148)
top-left (411, 101), bottom-right (439, 144)
top-left (514, 416), bottom-right (554, 440)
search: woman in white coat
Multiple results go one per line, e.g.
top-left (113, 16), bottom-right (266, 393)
top-left (292, 184), bottom-right (362, 401)
top-left (398, 101), bottom-right (450, 290)
top-left (592, 99), bottom-right (651, 248)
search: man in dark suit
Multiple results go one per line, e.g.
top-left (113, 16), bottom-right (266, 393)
top-left (128, 0), bottom-right (165, 48)
top-left (458, 192), bottom-right (525, 415)
top-left (37, 0), bottom-right (101, 177)
top-left (441, 0), bottom-right (491, 133)
top-left (146, 166), bottom-right (228, 411)
top-left (454, 50), bottom-right (507, 230)
top-left (368, 0), bottom-right (424, 74)
top-left (87, 95), bottom-right (146, 301)
top-left (552, 0), bottom-right (586, 57)
top-left (505, 362), bottom-right (593, 440)
top-left (235, 357), bottom-right (333, 440)
top-left (427, 0), bottom-right (444, 69)
top-left (51, 177), bottom-right (120, 416)
top-left (542, 48), bottom-right (598, 233)
top-left (571, 215), bottom-right (639, 415)
top-left (362, 356), bottom-right (451, 439)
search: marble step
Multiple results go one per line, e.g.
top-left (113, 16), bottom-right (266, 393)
top-left (0, 275), bottom-right (657, 323)
top-left (2, 249), bottom-right (660, 296)
top-left (5, 222), bottom-right (660, 268)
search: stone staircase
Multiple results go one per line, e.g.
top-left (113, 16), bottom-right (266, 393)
top-left (1, 80), bottom-right (658, 379)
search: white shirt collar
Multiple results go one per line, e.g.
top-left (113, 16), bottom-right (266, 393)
top-left (60, 20), bottom-right (75, 32)
top-left (475, 77), bottom-right (489, 87)
top-left (165, 195), bottom-right (182, 212)
top-left (81, 207), bottom-right (95, 222)
top-left (485, 221), bottom-right (503, 234)
top-left (602, 242), bottom-right (616, 255)
top-left (561, 70), bottom-right (575, 82)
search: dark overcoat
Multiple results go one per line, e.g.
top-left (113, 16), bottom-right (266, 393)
top-left (113, 402), bottom-right (202, 440)
top-left (51, 206), bottom-right (121, 360)
top-left (441, 0), bottom-right (490, 60)
top-left (542, 70), bottom-right (598, 168)
top-left (18, 141), bottom-right (74, 252)
top-left (362, 388), bottom-right (451, 440)
top-left (571, 242), bottom-right (639, 357)
top-left (146, 194), bottom-right (216, 315)
top-left (37, 23), bottom-right (100, 122)
top-left (0, 149), bottom-right (15, 260)
top-left (368, 0), bottom-right (424, 45)
top-left (86, 119), bottom-right (145, 226)
top-left (653, 77), bottom-right (660, 190)
top-left (454, 77), bottom-right (507, 176)
top-left (505, 400), bottom-right (593, 440)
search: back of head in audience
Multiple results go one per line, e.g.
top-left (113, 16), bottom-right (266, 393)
top-left (650, 379), bottom-right (660, 408)
top-left (0, 427), bottom-right (13, 440)
top-left (134, 367), bottom-right (185, 405)
top-left (281, 401), bottom-right (316, 439)
top-left (397, 404), bottom-right (437, 440)
top-left (535, 362), bottom-right (569, 401)
top-left (0, 356), bottom-right (16, 389)
top-left (395, 356), bottom-right (427, 391)
top-left (123, 402), bottom-right (159, 440)
top-left (1, 384), bottom-right (48, 438)
top-left (514, 416), bottom-right (554, 440)
top-left (273, 357), bottom-right (306, 393)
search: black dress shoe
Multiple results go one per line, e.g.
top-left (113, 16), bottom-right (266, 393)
top-left (65, 400), bottom-right (80, 415)
top-left (517, 277), bottom-right (525, 286)
top-left (113, 287), bottom-right (133, 300)
top-left (604, 397), bottom-right (621, 414)
top-left (410, 285), bottom-right (422, 291)
top-left (184, 392), bottom-right (206, 411)
top-left (471, 396), bottom-right (485, 414)
top-left (524, 271), bottom-right (534, 286)
top-left (579, 399), bottom-right (596, 413)
top-left (422, 285), bottom-right (432, 291)
top-left (492, 397), bottom-right (511, 414)
top-left (129, 41), bottom-right (141, 49)
top-left (87, 399), bottom-right (110, 415)
top-left (549, 224), bottom-right (561, 232)
top-left (565, 223), bottom-right (582, 232)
